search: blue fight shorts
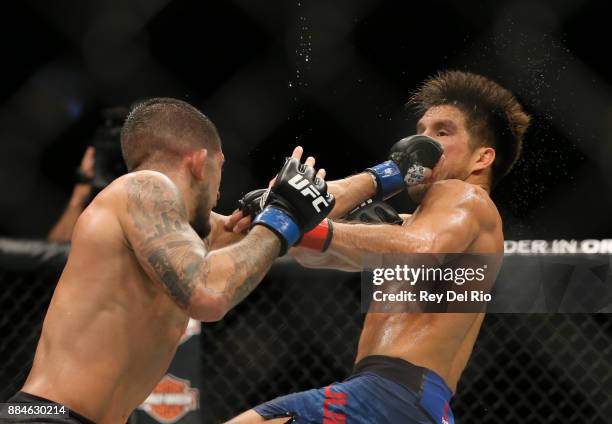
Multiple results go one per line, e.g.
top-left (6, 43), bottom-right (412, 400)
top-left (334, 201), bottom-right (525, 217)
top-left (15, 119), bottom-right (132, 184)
top-left (253, 355), bottom-right (454, 424)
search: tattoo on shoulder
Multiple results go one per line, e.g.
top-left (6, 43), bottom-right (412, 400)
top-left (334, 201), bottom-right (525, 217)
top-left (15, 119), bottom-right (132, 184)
top-left (126, 175), bottom-right (205, 307)
top-left (126, 176), bottom-right (188, 237)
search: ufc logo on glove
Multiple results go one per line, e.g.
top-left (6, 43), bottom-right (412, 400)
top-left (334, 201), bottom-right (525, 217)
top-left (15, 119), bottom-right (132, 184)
top-left (288, 175), bottom-right (329, 212)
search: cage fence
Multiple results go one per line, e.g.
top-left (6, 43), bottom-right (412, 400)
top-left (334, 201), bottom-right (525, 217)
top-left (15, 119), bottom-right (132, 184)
top-left (1, 242), bottom-right (611, 423)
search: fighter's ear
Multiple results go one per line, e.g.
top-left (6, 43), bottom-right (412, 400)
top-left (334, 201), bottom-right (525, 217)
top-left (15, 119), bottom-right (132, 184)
top-left (471, 146), bottom-right (495, 174)
top-left (188, 148), bottom-right (208, 181)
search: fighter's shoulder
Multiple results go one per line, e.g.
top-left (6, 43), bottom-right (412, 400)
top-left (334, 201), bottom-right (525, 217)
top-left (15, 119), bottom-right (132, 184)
top-left (121, 170), bottom-right (177, 191)
top-left (92, 171), bottom-right (184, 225)
top-left (105, 171), bottom-right (180, 202)
top-left (427, 179), bottom-right (498, 219)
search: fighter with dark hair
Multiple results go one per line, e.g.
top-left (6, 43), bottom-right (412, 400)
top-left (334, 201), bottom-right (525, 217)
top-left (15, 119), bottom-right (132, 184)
top-left (227, 71), bottom-right (530, 424)
top-left (9, 98), bottom-right (334, 424)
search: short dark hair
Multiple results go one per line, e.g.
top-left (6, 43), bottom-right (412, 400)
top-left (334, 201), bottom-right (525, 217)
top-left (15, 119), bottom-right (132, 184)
top-left (121, 98), bottom-right (221, 171)
top-left (409, 70), bottom-right (530, 185)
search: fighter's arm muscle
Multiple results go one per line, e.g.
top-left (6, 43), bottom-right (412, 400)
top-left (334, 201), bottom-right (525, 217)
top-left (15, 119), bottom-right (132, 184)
top-left (121, 172), bottom-right (279, 321)
top-left (296, 181), bottom-right (486, 271)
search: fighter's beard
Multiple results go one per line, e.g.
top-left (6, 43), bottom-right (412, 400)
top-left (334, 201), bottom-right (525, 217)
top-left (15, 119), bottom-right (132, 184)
top-left (191, 191), bottom-right (212, 239)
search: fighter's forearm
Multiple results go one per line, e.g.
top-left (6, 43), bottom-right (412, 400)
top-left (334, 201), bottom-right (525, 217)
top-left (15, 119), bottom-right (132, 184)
top-left (327, 173), bottom-right (376, 219)
top-left (292, 220), bottom-right (415, 272)
top-left (330, 221), bottom-right (427, 259)
top-left (296, 222), bottom-right (428, 272)
top-left (291, 245), bottom-right (360, 272)
top-left (196, 226), bottom-right (280, 314)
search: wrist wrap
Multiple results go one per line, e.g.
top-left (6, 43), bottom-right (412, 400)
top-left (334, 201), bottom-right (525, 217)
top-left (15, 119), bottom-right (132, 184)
top-left (253, 207), bottom-right (300, 256)
top-left (297, 219), bottom-right (333, 252)
top-left (366, 160), bottom-right (405, 200)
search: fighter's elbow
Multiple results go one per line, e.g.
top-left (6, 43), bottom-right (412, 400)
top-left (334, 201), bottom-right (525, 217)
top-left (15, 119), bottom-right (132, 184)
top-left (186, 290), bottom-right (229, 322)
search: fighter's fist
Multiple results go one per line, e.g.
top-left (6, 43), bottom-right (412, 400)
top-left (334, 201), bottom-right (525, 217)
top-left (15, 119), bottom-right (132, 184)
top-left (268, 157), bottom-right (334, 230)
top-left (389, 135), bottom-right (443, 184)
top-left (235, 186), bottom-right (334, 253)
top-left (366, 135), bottom-right (443, 200)
top-left (252, 149), bottom-right (335, 255)
top-left (237, 188), bottom-right (266, 219)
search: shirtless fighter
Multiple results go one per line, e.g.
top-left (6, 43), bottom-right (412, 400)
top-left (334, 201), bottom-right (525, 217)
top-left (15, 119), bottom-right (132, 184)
top-left (226, 71), bottom-right (530, 424)
top-left (8, 98), bottom-right (335, 424)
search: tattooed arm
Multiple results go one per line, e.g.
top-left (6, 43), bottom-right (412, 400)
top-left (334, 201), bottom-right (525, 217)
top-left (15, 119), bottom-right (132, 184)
top-left (121, 171), bottom-right (280, 321)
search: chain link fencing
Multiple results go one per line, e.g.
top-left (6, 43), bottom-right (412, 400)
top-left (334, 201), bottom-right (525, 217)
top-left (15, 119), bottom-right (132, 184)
top-left (1, 241), bottom-right (611, 423)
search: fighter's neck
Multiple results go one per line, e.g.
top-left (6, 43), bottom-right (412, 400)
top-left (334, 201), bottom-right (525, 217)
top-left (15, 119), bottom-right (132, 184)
top-left (464, 174), bottom-right (491, 194)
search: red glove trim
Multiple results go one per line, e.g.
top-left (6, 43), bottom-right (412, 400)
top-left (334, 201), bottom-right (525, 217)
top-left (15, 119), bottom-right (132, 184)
top-left (298, 219), bottom-right (333, 252)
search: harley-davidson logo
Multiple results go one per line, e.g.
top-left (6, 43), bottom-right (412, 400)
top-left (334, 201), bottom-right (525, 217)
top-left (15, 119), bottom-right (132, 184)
top-left (139, 374), bottom-right (199, 423)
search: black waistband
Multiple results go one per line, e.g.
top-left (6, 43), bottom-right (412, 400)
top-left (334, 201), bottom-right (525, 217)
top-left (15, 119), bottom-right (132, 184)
top-left (10, 392), bottom-right (96, 424)
top-left (351, 355), bottom-right (428, 395)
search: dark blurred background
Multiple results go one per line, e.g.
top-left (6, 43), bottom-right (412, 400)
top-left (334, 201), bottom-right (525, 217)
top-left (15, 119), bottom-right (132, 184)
top-left (1, 1), bottom-right (612, 423)
top-left (1, 0), bottom-right (611, 240)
